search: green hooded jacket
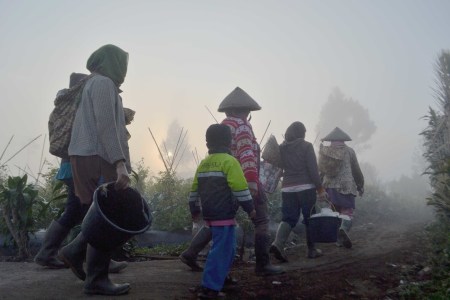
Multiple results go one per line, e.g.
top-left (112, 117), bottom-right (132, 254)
top-left (86, 44), bottom-right (128, 86)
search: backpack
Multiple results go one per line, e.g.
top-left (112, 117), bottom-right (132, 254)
top-left (48, 75), bottom-right (92, 158)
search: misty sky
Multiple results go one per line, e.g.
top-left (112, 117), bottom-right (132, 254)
top-left (1, 0), bottom-right (449, 182)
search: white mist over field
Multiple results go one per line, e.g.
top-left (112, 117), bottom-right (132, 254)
top-left (1, 0), bottom-right (449, 184)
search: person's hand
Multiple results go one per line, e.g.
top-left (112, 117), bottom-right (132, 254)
top-left (358, 187), bottom-right (364, 197)
top-left (115, 161), bottom-right (130, 190)
top-left (317, 189), bottom-right (328, 202)
top-left (191, 213), bottom-right (201, 223)
top-left (248, 210), bottom-right (256, 220)
top-left (248, 182), bottom-right (258, 198)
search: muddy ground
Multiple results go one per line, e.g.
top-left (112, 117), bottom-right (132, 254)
top-left (0, 215), bottom-right (432, 300)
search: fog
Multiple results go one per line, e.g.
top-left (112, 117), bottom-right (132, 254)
top-left (1, 0), bottom-right (449, 186)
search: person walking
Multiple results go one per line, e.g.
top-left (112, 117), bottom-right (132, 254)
top-left (190, 124), bottom-right (256, 299)
top-left (34, 73), bottom-right (128, 275)
top-left (58, 44), bottom-right (133, 295)
top-left (269, 122), bottom-right (327, 262)
top-left (181, 87), bottom-right (283, 276)
top-left (319, 127), bottom-right (364, 249)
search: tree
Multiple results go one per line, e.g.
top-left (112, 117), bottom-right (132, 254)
top-left (421, 50), bottom-right (450, 218)
top-left (315, 88), bottom-right (376, 152)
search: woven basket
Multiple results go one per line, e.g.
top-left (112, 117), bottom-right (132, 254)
top-left (261, 135), bottom-right (281, 167)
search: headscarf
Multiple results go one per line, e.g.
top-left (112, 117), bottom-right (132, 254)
top-left (284, 121), bottom-right (306, 142)
top-left (86, 44), bottom-right (129, 86)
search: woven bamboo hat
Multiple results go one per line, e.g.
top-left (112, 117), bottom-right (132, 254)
top-left (218, 87), bottom-right (261, 112)
top-left (321, 127), bottom-right (352, 142)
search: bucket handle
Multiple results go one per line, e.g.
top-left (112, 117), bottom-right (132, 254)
top-left (311, 193), bottom-right (338, 216)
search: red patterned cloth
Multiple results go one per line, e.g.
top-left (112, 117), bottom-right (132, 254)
top-left (221, 116), bottom-right (260, 184)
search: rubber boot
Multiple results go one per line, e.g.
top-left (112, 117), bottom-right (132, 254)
top-left (59, 232), bottom-right (88, 280)
top-left (306, 227), bottom-right (323, 259)
top-left (269, 222), bottom-right (292, 262)
top-left (109, 260), bottom-right (128, 273)
top-left (179, 226), bottom-right (211, 272)
top-left (254, 233), bottom-right (284, 276)
top-left (338, 219), bottom-right (352, 249)
top-left (84, 245), bottom-right (130, 295)
top-left (34, 220), bottom-right (70, 268)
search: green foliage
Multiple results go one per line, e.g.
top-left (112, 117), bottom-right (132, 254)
top-left (426, 159), bottom-right (450, 219)
top-left (407, 49), bottom-right (450, 299)
top-left (34, 167), bottom-right (68, 229)
top-left (0, 175), bottom-right (40, 258)
top-left (146, 171), bottom-right (192, 231)
top-left (421, 50), bottom-right (450, 218)
top-left (133, 242), bottom-right (189, 257)
top-left (399, 219), bottom-right (450, 299)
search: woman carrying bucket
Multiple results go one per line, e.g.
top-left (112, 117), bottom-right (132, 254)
top-left (318, 127), bottom-right (364, 249)
top-left (270, 122), bottom-right (328, 262)
top-left (59, 44), bottom-right (134, 296)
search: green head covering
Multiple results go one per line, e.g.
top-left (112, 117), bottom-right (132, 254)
top-left (86, 44), bottom-right (129, 86)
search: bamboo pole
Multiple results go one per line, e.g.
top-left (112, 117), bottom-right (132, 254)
top-left (1, 134), bottom-right (42, 167)
top-left (148, 127), bottom-right (169, 172)
top-left (205, 106), bottom-right (219, 123)
top-left (0, 135), bottom-right (14, 163)
top-left (259, 120), bottom-right (271, 146)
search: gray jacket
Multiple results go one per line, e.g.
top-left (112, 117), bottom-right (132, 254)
top-left (68, 74), bottom-right (130, 170)
top-left (279, 138), bottom-right (322, 189)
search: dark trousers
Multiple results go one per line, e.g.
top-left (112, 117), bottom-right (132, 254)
top-left (281, 188), bottom-right (317, 228)
top-left (57, 179), bottom-right (89, 229)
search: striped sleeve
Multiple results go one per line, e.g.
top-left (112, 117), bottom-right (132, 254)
top-left (226, 121), bottom-right (258, 183)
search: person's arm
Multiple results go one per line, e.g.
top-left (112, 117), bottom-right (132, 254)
top-left (226, 158), bottom-right (255, 217)
top-left (231, 123), bottom-right (259, 196)
top-left (188, 169), bottom-right (201, 222)
top-left (91, 77), bottom-right (128, 166)
top-left (91, 77), bottom-right (130, 189)
top-left (114, 160), bottom-right (130, 190)
top-left (349, 148), bottom-right (364, 196)
top-left (305, 143), bottom-right (327, 201)
top-left (305, 144), bottom-right (322, 188)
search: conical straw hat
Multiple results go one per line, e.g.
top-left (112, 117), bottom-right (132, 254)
top-left (218, 87), bottom-right (261, 112)
top-left (321, 127), bottom-right (352, 141)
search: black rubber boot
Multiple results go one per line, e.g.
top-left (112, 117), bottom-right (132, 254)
top-left (34, 220), bottom-right (70, 268)
top-left (179, 226), bottom-right (211, 272)
top-left (60, 232), bottom-right (88, 280)
top-left (109, 260), bottom-right (128, 273)
top-left (254, 234), bottom-right (284, 276)
top-left (83, 245), bottom-right (130, 295)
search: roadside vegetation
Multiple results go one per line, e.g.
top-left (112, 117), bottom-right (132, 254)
top-left (0, 51), bottom-right (449, 299)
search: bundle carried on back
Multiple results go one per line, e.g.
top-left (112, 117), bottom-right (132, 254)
top-left (261, 134), bottom-right (281, 167)
top-left (48, 74), bottom-right (93, 158)
top-left (318, 143), bottom-right (345, 177)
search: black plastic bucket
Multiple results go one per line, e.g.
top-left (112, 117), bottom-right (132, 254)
top-left (307, 216), bottom-right (340, 243)
top-left (81, 183), bottom-right (152, 251)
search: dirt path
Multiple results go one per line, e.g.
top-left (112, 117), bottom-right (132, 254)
top-left (0, 218), bottom-right (430, 299)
